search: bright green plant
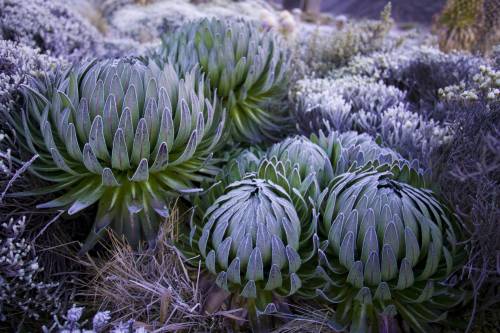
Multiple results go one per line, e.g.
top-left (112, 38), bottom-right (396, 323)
top-left (151, 18), bottom-right (291, 143)
top-left (315, 163), bottom-right (464, 333)
top-left (7, 59), bottom-right (226, 252)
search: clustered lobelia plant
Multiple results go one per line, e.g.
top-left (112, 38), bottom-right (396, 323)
top-left (150, 17), bottom-right (291, 143)
top-left (315, 163), bottom-right (464, 333)
top-left (6, 58), bottom-right (226, 252)
top-left (190, 131), bottom-right (465, 332)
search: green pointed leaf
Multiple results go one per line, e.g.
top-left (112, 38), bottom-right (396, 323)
top-left (83, 143), bottom-right (103, 174)
top-left (109, 74), bottom-right (124, 108)
top-left (340, 231), bottom-right (355, 270)
top-left (103, 95), bottom-right (119, 146)
top-left (111, 128), bottom-right (131, 170)
top-left (364, 251), bottom-right (381, 286)
top-left (361, 226), bottom-right (379, 264)
top-left (256, 224), bottom-right (272, 264)
top-left (118, 107), bottom-right (134, 152)
top-left (123, 84), bottom-right (139, 126)
top-left (236, 234), bottom-right (253, 268)
top-left (76, 98), bottom-right (91, 142)
top-left (227, 258), bottom-right (241, 284)
top-left (374, 282), bottom-right (391, 301)
top-left (396, 258), bottom-right (415, 289)
top-left (216, 237), bottom-right (232, 269)
top-left (206, 250), bottom-right (216, 274)
top-left (102, 168), bottom-right (120, 187)
top-left (240, 280), bottom-right (257, 298)
top-left (67, 185), bottom-right (105, 215)
top-left (89, 116), bottom-right (109, 161)
top-left (246, 247), bottom-right (264, 281)
top-left (265, 264), bottom-right (283, 290)
top-left (381, 244), bottom-right (398, 281)
top-left (383, 221), bottom-right (400, 259)
top-left (347, 261), bottom-right (364, 288)
top-left (215, 271), bottom-right (228, 291)
top-left (170, 130), bottom-right (197, 166)
top-left (131, 118), bottom-right (151, 165)
top-left (64, 123), bottom-right (82, 162)
top-left (271, 235), bottom-right (287, 269)
top-left (150, 142), bottom-right (169, 172)
top-left (130, 158), bottom-right (149, 182)
top-left (329, 213), bottom-right (345, 255)
top-left (89, 80), bottom-right (105, 118)
top-left (288, 273), bottom-right (302, 296)
top-left (405, 227), bottom-right (421, 267)
top-left (286, 245), bottom-right (301, 273)
top-left (144, 98), bottom-right (160, 143)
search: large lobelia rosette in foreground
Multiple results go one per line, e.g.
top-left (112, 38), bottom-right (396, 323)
top-left (315, 163), bottom-right (464, 333)
top-left (7, 59), bottom-right (226, 252)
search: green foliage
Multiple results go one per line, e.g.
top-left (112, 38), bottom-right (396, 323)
top-left (150, 18), bottom-right (291, 143)
top-left (6, 59), bottom-right (226, 251)
top-left (315, 163), bottom-right (465, 333)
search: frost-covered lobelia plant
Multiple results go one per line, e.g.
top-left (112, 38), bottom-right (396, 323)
top-left (265, 136), bottom-right (333, 186)
top-left (150, 18), bottom-right (291, 143)
top-left (190, 157), bottom-right (320, 330)
top-left (309, 130), bottom-right (418, 176)
top-left (315, 163), bottom-right (464, 333)
top-left (6, 59), bottom-right (226, 252)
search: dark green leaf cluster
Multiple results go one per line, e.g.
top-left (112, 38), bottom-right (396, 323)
top-left (149, 18), bottom-right (291, 143)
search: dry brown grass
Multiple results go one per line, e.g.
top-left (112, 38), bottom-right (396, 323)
top-left (78, 207), bottom-right (234, 331)
top-left (270, 301), bottom-right (343, 333)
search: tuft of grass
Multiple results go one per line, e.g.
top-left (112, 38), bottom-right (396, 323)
top-left (78, 207), bottom-right (229, 331)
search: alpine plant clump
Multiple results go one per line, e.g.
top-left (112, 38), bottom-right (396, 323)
top-left (0, 216), bottom-right (60, 321)
top-left (265, 136), bottom-right (333, 186)
top-left (353, 103), bottom-right (451, 163)
top-left (294, 76), bottom-right (405, 135)
top-left (7, 59), bottom-right (226, 252)
top-left (189, 157), bottom-right (320, 329)
top-left (0, 0), bottom-right (102, 61)
top-left (151, 18), bottom-right (291, 143)
top-left (310, 130), bottom-right (417, 176)
top-left (316, 164), bottom-right (464, 333)
top-left (0, 40), bottom-right (65, 114)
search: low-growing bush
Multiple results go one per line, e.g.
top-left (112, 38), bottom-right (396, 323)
top-left (0, 40), bottom-right (64, 114)
top-left (0, 216), bottom-right (60, 323)
top-left (294, 75), bottom-right (449, 164)
top-left (0, 0), bottom-right (102, 61)
top-left (300, 3), bottom-right (394, 76)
